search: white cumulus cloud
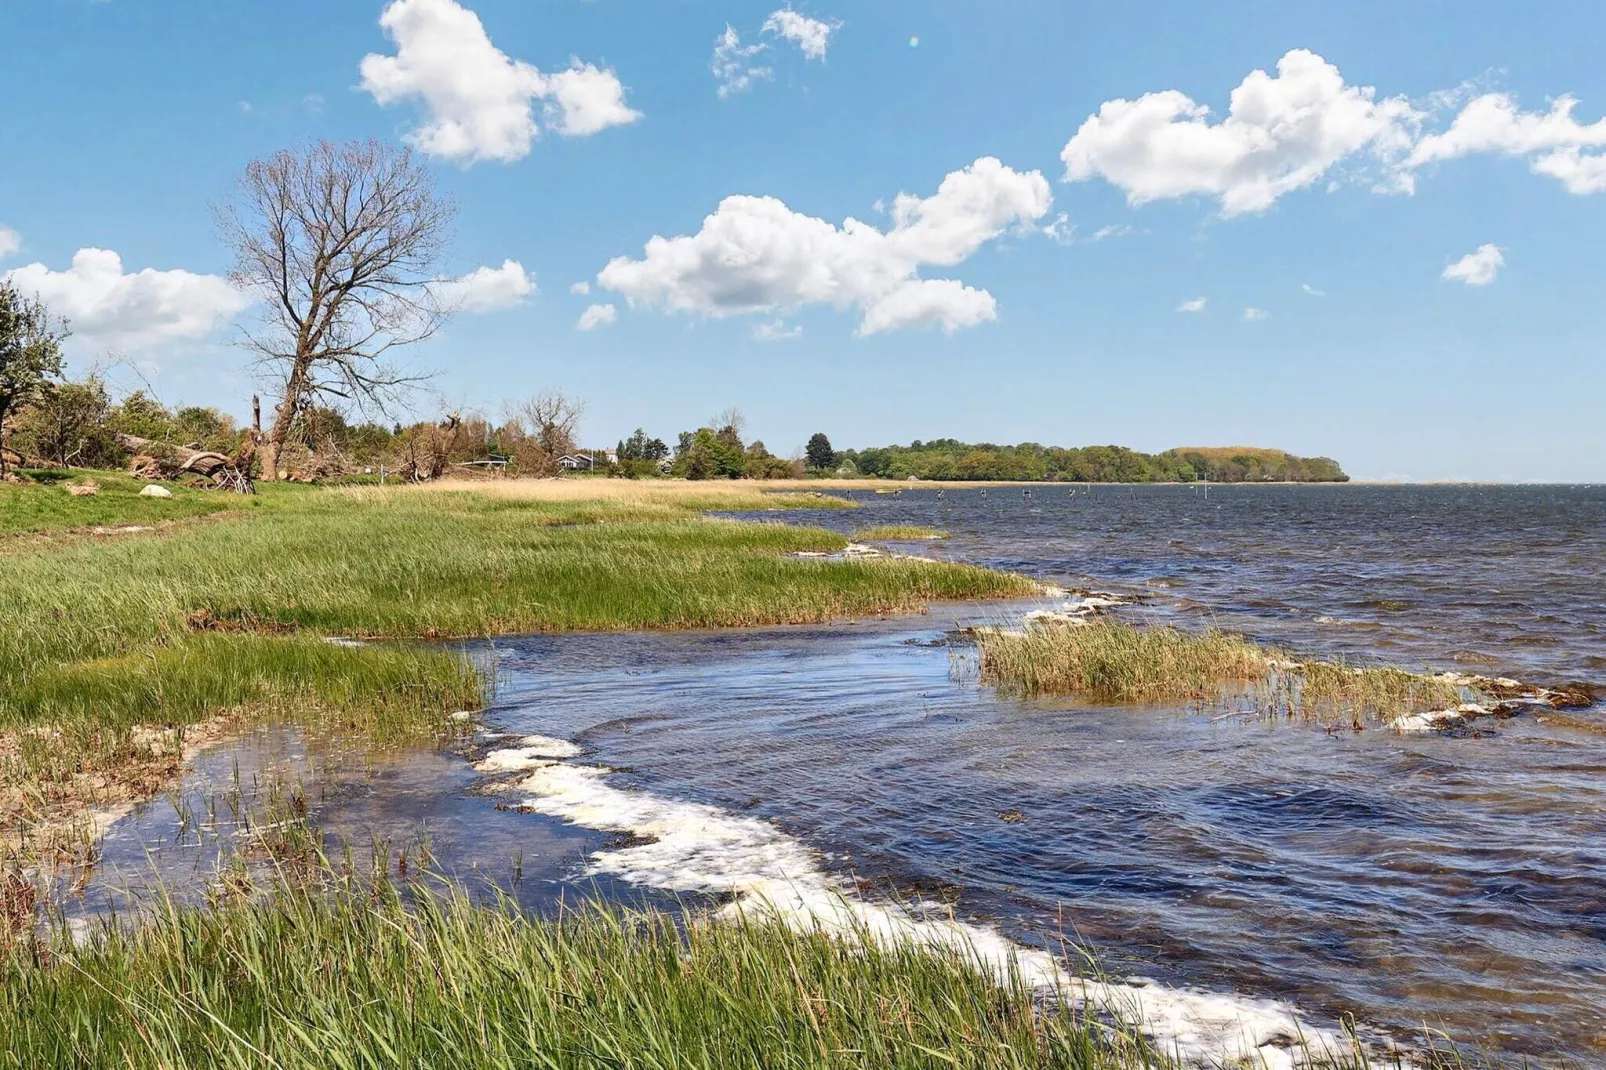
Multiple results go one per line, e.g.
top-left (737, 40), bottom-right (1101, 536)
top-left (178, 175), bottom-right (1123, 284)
top-left (1061, 49), bottom-right (1420, 216)
top-left (596, 156), bottom-right (1051, 336)
top-left (0, 226), bottom-right (20, 261)
top-left (359, 0), bottom-right (639, 164)
top-left (576, 303), bottom-right (617, 331)
top-left (3, 248), bottom-right (248, 349)
top-left (569, 281), bottom-right (591, 296)
top-left (430, 259), bottom-right (535, 312)
top-left (1442, 243), bottom-right (1503, 286)
top-left (712, 25), bottom-right (772, 98)
top-left (1409, 92), bottom-right (1606, 194)
top-left (1176, 297), bottom-right (1206, 313)
top-left (762, 9), bottom-right (840, 61)
top-left (1530, 148), bottom-right (1606, 194)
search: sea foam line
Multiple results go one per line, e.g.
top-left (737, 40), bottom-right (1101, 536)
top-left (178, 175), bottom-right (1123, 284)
top-left (474, 736), bottom-right (1360, 1070)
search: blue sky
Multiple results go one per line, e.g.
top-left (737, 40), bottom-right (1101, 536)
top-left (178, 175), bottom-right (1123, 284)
top-left (2, 0), bottom-right (1604, 481)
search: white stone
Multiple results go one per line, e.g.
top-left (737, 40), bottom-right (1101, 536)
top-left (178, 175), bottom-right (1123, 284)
top-left (138, 484), bottom-right (173, 498)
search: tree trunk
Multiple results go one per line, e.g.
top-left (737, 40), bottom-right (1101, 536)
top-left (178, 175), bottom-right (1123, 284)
top-left (257, 379), bottom-right (300, 483)
top-left (113, 433), bottom-right (233, 477)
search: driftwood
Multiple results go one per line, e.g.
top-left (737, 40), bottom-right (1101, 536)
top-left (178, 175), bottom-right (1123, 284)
top-left (115, 432), bottom-right (255, 494)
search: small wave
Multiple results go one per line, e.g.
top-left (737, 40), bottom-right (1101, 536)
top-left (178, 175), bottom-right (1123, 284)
top-left (478, 735), bottom-right (1355, 1070)
top-left (1313, 616), bottom-right (1384, 630)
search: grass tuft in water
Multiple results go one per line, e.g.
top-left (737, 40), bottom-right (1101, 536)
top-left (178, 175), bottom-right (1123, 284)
top-left (855, 524), bottom-right (952, 541)
top-left (976, 621), bottom-right (1466, 724)
top-left (978, 621), bottom-right (1271, 702)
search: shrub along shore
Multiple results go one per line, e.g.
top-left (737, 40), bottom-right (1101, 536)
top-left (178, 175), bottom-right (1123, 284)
top-left (0, 476), bottom-right (1031, 862)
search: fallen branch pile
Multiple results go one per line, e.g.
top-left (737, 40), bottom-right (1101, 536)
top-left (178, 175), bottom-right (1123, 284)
top-left (115, 432), bottom-right (256, 494)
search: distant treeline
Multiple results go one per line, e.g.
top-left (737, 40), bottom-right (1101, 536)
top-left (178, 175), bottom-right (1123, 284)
top-left (835, 442), bottom-right (1348, 483)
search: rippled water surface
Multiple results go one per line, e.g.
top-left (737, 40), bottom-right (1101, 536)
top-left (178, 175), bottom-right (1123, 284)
top-left (87, 486), bottom-right (1606, 1064)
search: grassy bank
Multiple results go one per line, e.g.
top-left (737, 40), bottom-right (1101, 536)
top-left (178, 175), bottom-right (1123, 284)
top-left (0, 873), bottom-right (1176, 1070)
top-left (1, 477), bottom-right (1032, 859)
top-left (0, 470), bottom-right (242, 538)
top-left (976, 620), bottom-right (1462, 720)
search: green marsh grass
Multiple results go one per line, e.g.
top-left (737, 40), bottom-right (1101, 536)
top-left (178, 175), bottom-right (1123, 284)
top-left (0, 874), bottom-right (1163, 1070)
top-left (1, 479), bottom-right (1030, 856)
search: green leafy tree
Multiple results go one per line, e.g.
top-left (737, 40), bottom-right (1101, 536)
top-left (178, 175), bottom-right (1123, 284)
top-left (805, 432), bottom-right (836, 471)
top-left (677, 427), bottom-right (747, 480)
top-left (14, 374), bottom-right (117, 468)
top-left (0, 282), bottom-right (69, 473)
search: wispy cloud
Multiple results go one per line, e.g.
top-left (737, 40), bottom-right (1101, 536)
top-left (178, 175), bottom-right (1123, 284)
top-left (1176, 297), bottom-right (1206, 313)
top-left (712, 25), bottom-right (772, 98)
top-left (754, 319), bottom-right (802, 341)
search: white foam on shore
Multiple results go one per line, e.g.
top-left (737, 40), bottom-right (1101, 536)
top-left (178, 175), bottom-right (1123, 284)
top-left (474, 735), bottom-right (583, 773)
top-left (1016, 592), bottom-right (1129, 629)
top-left (1392, 704), bottom-right (1490, 734)
top-left (483, 740), bottom-right (1354, 1069)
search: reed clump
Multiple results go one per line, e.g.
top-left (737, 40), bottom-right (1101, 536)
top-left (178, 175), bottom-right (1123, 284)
top-left (855, 524), bottom-right (952, 541)
top-left (977, 621), bottom-right (1467, 723)
top-left (1294, 662), bottom-right (1461, 721)
top-left (978, 621), bottom-right (1272, 702)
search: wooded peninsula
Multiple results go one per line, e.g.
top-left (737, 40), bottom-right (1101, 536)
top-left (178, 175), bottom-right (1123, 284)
top-left (834, 441), bottom-right (1347, 483)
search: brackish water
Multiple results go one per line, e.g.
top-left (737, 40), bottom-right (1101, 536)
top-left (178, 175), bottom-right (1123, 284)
top-left (82, 486), bottom-right (1606, 1065)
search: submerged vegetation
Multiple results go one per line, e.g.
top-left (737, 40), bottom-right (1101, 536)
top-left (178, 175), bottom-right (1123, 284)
top-left (975, 620), bottom-right (1464, 722)
top-left (0, 477), bottom-right (1030, 859)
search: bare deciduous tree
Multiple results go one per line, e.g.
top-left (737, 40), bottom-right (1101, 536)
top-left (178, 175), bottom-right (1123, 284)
top-left (508, 389), bottom-right (586, 471)
top-left (710, 406), bottom-right (746, 437)
top-left (218, 139), bottom-right (455, 481)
